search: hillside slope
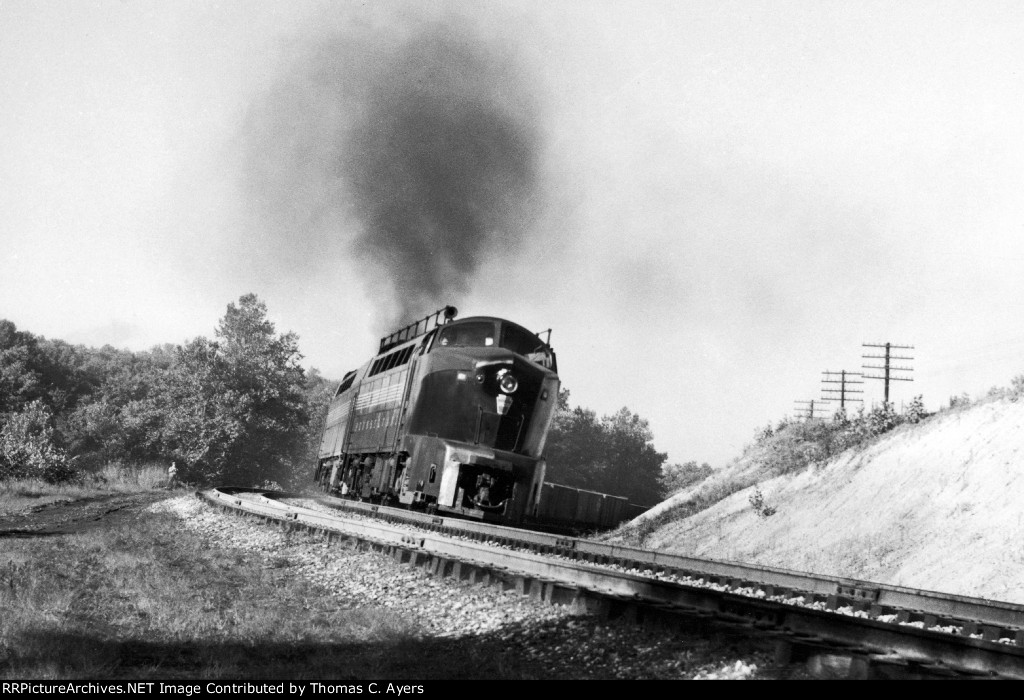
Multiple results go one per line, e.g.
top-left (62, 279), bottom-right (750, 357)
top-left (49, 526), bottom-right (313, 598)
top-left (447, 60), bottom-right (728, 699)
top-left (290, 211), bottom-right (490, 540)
top-left (618, 397), bottom-right (1024, 604)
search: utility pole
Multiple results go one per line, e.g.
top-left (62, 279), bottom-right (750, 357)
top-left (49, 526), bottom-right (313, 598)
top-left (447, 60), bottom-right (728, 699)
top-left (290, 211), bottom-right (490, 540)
top-left (862, 342), bottom-right (914, 403)
top-left (821, 370), bottom-right (864, 410)
top-left (794, 399), bottom-right (829, 421)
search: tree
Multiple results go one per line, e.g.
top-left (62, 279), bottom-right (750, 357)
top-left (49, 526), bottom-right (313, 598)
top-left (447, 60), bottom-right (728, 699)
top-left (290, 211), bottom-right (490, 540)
top-left (60, 345), bottom-right (169, 468)
top-left (544, 390), bottom-right (668, 505)
top-left (544, 390), bottom-right (608, 490)
top-left (0, 320), bottom-right (46, 415)
top-left (159, 295), bottom-right (310, 486)
top-left (298, 367), bottom-right (338, 475)
top-left (600, 407), bottom-right (666, 506)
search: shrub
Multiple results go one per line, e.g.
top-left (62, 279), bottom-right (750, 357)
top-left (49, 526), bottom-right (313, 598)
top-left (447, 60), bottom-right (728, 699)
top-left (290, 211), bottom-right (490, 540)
top-left (866, 402), bottom-right (899, 435)
top-left (1011, 375), bottom-right (1024, 399)
top-left (905, 395), bottom-right (927, 423)
top-left (659, 461), bottom-right (713, 494)
top-left (755, 424), bottom-right (774, 445)
top-left (949, 392), bottom-right (972, 409)
top-left (0, 400), bottom-right (76, 483)
top-left (749, 488), bottom-right (776, 518)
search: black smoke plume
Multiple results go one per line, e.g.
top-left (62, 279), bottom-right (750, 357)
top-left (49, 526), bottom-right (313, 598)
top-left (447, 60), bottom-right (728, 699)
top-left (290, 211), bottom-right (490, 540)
top-left (238, 13), bottom-right (541, 331)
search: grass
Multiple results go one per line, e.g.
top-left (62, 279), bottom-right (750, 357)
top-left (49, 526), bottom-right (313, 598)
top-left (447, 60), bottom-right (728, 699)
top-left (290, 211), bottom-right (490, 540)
top-left (0, 507), bottom-right (479, 679)
top-left (0, 463), bottom-right (170, 516)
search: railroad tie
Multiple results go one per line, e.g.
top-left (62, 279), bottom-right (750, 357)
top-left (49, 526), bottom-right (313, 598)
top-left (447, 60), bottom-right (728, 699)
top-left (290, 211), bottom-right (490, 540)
top-left (981, 624), bottom-right (1004, 643)
top-left (527, 579), bottom-right (548, 601)
top-left (545, 583), bottom-right (579, 606)
top-left (959, 620), bottom-right (982, 637)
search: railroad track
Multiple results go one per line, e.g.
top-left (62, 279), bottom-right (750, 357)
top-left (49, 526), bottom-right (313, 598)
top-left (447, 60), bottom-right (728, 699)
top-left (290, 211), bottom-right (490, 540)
top-left (199, 486), bottom-right (1024, 679)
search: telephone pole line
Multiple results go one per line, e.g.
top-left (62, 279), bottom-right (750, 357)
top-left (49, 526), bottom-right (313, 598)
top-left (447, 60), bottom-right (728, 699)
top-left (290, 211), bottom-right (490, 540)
top-left (794, 399), bottom-right (829, 421)
top-left (821, 370), bottom-right (864, 410)
top-left (862, 342), bottom-right (914, 403)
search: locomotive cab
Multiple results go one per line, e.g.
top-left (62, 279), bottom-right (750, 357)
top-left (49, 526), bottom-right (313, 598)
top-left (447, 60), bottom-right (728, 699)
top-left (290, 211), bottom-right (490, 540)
top-left (428, 318), bottom-right (557, 373)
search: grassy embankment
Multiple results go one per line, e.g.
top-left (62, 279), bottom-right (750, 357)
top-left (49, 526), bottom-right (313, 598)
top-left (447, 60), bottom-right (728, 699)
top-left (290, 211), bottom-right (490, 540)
top-left (613, 396), bottom-right (941, 546)
top-left (614, 380), bottom-right (1024, 554)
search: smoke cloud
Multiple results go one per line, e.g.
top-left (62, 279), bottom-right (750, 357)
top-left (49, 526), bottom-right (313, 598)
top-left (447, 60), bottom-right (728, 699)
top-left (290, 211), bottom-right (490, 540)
top-left (237, 11), bottom-right (542, 331)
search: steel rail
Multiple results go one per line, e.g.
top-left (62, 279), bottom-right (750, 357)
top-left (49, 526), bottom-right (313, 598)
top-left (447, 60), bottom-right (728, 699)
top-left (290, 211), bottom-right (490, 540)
top-left (201, 487), bottom-right (1024, 678)
top-left (280, 489), bottom-right (1024, 633)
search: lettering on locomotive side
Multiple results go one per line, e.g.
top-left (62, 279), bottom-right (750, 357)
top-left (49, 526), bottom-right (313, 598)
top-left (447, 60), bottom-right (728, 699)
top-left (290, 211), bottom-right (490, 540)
top-left (353, 413), bottom-right (401, 433)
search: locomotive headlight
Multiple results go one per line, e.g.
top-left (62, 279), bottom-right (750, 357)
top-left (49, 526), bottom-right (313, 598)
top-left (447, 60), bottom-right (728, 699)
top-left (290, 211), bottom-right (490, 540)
top-left (496, 368), bottom-right (518, 394)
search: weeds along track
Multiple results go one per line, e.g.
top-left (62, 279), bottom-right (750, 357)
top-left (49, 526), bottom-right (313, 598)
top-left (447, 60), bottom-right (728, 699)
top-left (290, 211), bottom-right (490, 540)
top-left (202, 487), bottom-right (1024, 679)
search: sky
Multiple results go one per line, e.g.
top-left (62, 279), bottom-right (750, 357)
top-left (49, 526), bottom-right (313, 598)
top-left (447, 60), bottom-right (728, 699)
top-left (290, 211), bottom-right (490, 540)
top-left (3, 0), bottom-right (1024, 468)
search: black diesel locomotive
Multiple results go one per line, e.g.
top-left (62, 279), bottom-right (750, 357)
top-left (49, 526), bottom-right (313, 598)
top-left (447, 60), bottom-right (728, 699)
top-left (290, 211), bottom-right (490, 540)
top-left (315, 306), bottom-right (560, 526)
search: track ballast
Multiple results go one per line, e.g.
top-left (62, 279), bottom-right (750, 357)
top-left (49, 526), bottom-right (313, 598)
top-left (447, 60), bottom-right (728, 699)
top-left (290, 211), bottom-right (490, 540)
top-left (201, 487), bottom-right (1024, 679)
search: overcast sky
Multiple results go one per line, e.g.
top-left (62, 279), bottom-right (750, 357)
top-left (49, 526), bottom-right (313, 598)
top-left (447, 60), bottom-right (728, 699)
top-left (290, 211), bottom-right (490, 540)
top-left (3, 1), bottom-right (1024, 467)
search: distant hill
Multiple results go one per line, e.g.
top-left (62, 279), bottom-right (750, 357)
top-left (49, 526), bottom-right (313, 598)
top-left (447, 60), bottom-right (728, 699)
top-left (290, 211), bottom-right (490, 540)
top-left (606, 395), bottom-right (1024, 604)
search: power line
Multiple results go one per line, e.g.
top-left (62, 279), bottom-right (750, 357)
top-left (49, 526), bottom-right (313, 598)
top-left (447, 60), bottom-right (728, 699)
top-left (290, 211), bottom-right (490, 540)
top-left (794, 398), bottom-right (829, 421)
top-left (862, 342), bottom-right (914, 403)
top-left (821, 370), bottom-right (864, 410)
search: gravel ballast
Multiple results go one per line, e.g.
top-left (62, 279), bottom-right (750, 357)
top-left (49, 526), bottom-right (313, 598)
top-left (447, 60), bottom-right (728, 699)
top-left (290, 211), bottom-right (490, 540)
top-left (149, 495), bottom-right (773, 679)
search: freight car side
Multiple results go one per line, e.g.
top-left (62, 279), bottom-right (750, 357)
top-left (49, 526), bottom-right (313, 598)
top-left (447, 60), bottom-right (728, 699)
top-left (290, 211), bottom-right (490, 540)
top-left (531, 481), bottom-right (645, 533)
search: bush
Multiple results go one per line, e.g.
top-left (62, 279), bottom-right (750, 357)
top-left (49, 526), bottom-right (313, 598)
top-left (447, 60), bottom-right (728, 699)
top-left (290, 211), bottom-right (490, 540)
top-left (755, 424), bottom-right (774, 445)
top-left (949, 392), bottom-right (972, 409)
top-left (1011, 375), bottom-right (1024, 399)
top-left (866, 402), bottom-right (899, 435)
top-left (905, 395), bottom-right (927, 424)
top-left (659, 461), bottom-right (713, 494)
top-left (749, 488), bottom-right (776, 518)
top-left (0, 400), bottom-right (76, 483)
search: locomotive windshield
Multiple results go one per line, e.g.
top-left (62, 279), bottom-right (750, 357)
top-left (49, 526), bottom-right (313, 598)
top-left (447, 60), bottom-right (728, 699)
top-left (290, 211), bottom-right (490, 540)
top-left (500, 324), bottom-right (545, 356)
top-left (436, 321), bottom-right (496, 348)
top-left (434, 319), bottom-right (554, 370)
top-left (435, 321), bottom-right (542, 352)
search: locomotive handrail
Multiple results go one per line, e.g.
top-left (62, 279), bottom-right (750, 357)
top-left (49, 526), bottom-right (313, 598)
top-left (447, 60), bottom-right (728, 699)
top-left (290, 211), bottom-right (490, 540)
top-left (378, 305), bottom-right (457, 353)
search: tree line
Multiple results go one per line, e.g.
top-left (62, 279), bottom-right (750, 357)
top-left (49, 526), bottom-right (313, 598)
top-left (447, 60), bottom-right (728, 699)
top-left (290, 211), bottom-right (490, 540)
top-left (0, 295), bottom-right (333, 487)
top-left (544, 390), bottom-right (708, 506)
top-left (2, 295), bottom-right (698, 502)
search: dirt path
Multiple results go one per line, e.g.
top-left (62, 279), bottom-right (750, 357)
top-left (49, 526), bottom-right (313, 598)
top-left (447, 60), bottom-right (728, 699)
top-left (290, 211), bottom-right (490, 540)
top-left (0, 490), bottom-right (178, 538)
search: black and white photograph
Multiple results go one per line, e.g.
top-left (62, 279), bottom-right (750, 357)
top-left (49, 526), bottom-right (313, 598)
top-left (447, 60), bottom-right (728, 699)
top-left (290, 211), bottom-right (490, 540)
top-left (3, 0), bottom-right (1024, 682)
